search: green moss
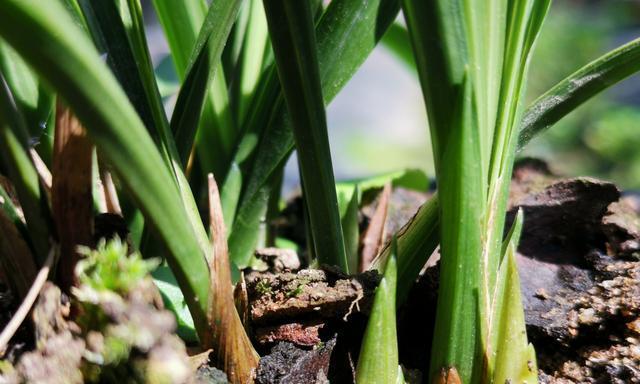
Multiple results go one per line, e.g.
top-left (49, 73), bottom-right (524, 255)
top-left (75, 237), bottom-right (158, 296)
top-left (255, 280), bottom-right (273, 296)
top-left (285, 283), bottom-right (305, 298)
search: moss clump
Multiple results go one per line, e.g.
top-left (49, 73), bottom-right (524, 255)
top-left (1, 238), bottom-right (210, 384)
top-left (255, 280), bottom-right (273, 296)
top-left (75, 238), bottom-right (158, 296)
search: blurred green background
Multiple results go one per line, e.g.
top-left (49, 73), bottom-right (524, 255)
top-left (522, 0), bottom-right (640, 189)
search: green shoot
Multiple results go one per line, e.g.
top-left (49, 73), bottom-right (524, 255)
top-left (264, 0), bottom-right (347, 270)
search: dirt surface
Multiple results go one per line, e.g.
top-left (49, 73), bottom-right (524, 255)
top-left (255, 340), bottom-right (335, 384)
top-left (254, 320), bottom-right (325, 347)
top-left (502, 162), bottom-right (640, 383)
top-left (246, 268), bottom-right (379, 326)
top-left (3, 159), bottom-right (640, 383)
top-left (1, 271), bottom-right (210, 383)
top-left (245, 267), bottom-right (379, 382)
top-left (394, 160), bottom-right (640, 383)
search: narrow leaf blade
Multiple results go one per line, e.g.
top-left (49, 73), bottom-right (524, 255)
top-left (169, 0), bottom-right (241, 170)
top-left (264, 0), bottom-right (347, 270)
top-left (519, 36), bottom-right (640, 149)
top-left (229, 0), bottom-right (401, 267)
top-left (0, 73), bottom-right (50, 265)
top-left (356, 244), bottom-right (399, 384)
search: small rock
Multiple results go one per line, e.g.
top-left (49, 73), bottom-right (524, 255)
top-left (246, 269), bottom-right (379, 325)
top-left (255, 248), bottom-right (301, 272)
top-left (535, 288), bottom-right (550, 300)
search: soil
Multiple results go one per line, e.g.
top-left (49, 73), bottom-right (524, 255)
top-left (256, 158), bottom-right (640, 383)
top-left (2, 158), bottom-right (640, 383)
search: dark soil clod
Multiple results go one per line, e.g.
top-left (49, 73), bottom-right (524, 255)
top-left (255, 339), bottom-right (336, 384)
top-left (505, 164), bottom-right (640, 383)
top-left (398, 161), bottom-right (640, 383)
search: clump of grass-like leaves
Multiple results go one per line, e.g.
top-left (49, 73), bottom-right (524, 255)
top-left (0, 0), bottom-right (640, 383)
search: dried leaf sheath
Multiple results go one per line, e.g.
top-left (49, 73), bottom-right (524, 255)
top-left (206, 174), bottom-right (258, 384)
top-left (0, 209), bottom-right (37, 300)
top-left (359, 183), bottom-right (391, 272)
top-left (52, 102), bottom-right (93, 292)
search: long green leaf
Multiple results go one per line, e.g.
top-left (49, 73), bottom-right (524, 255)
top-left (123, 0), bottom-right (176, 151)
top-left (402, 1), bottom-right (549, 382)
top-left (159, 0), bottom-right (238, 259)
top-left (384, 37), bottom-right (640, 309)
top-left (356, 245), bottom-right (399, 384)
top-left (342, 186), bottom-right (360, 275)
top-left (228, 0), bottom-right (401, 267)
top-left (402, 0), bottom-right (467, 171)
top-left (519, 36), bottom-right (640, 149)
top-left (433, 75), bottom-right (485, 383)
top-left (81, 0), bottom-right (210, 262)
top-left (234, 0), bottom-right (270, 125)
top-left (489, 214), bottom-right (537, 383)
top-left (151, 0), bottom-right (235, 179)
top-left (0, 0), bottom-right (211, 339)
top-left (481, 1), bottom-right (550, 357)
top-left (223, 0), bottom-right (250, 79)
top-left (78, 0), bottom-right (169, 148)
top-left (264, 0), bottom-right (347, 270)
top-left (402, 1), bottom-right (484, 381)
top-left (0, 74), bottom-right (50, 265)
top-left (122, 0), bottom-right (215, 257)
top-left (0, 41), bottom-right (54, 160)
top-left (170, 0), bottom-right (242, 169)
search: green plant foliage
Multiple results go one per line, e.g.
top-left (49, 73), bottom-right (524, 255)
top-left (341, 186), bottom-right (360, 274)
top-left (78, 0), bottom-right (170, 151)
top-left (402, 0), bottom-right (550, 381)
top-left (0, 73), bottom-right (50, 265)
top-left (151, 0), bottom-right (234, 179)
top-left (234, 0), bottom-right (270, 125)
top-left (356, 244), bottom-right (400, 384)
top-left (75, 238), bottom-right (158, 296)
top-left (152, 266), bottom-right (197, 343)
top-left (519, 36), bottom-right (640, 149)
top-left (378, 33), bottom-right (640, 314)
top-left (489, 215), bottom-right (537, 383)
top-left (2, 1), bottom-right (640, 381)
top-left (264, 0), bottom-right (347, 270)
top-left (0, 0), bottom-right (211, 340)
top-left (227, 0), bottom-right (401, 268)
top-left (170, 0), bottom-right (242, 168)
